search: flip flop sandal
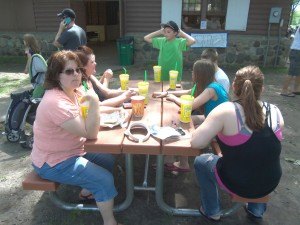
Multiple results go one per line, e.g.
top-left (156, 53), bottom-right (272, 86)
top-left (170, 164), bottom-right (191, 173)
top-left (280, 93), bottom-right (295, 97)
top-left (152, 163), bottom-right (174, 169)
top-left (199, 207), bottom-right (221, 222)
top-left (79, 192), bottom-right (95, 201)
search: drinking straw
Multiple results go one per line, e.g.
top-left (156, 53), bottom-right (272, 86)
top-left (175, 62), bottom-right (178, 71)
top-left (144, 70), bottom-right (147, 81)
top-left (191, 84), bottom-right (196, 96)
top-left (123, 67), bottom-right (127, 74)
top-left (82, 81), bottom-right (88, 92)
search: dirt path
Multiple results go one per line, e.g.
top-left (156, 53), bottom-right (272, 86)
top-left (0, 69), bottom-right (299, 225)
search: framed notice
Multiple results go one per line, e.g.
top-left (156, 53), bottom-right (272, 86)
top-left (191, 33), bottom-right (228, 48)
top-left (200, 20), bottom-right (207, 30)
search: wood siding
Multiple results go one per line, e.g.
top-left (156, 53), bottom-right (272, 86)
top-left (33, 0), bottom-right (69, 32)
top-left (0, 0), bottom-right (35, 31)
top-left (124, 0), bottom-right (161, 33)
top-left (0, 0), bottom-right (292, 36)
top-left (245, 0), bottom-right (291, 36)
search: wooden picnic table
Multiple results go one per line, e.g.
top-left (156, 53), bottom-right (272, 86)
top-left (84, 80), bottom-right (203, 215)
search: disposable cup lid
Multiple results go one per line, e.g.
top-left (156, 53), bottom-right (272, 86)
top-left (131, 95), bottom-right (145, 101)
top-left (180, 95), bottom-right (194, 101)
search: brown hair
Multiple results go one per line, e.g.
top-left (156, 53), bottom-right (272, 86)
top-left (200, 48), bottom-right (218, 63)
top-left (193, 59), bottom-right (216, 97)
top-left (44, 51), bottom-right (82, 90)
top-left (76, 46), bottom-right (94, 80)
top-left (23, 34), bottom-right (40, 54)
top-left (233, 66), bottom-right (264, 131)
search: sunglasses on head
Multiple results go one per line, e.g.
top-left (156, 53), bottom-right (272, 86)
top-left (62, 67), bottom-right (84, 75)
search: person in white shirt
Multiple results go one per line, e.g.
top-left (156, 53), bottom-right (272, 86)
top-left (201, 48), bottom-right (230, 93)
top-left (281, 26), bottom-right (300, 97)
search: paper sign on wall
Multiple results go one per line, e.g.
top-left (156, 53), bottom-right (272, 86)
top-left (191, 33), bottom-right (228, 48)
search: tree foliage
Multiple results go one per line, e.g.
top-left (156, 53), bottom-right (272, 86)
top-left (290, 0), bottom-right (300, 25)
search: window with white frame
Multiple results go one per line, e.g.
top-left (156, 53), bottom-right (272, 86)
top-left (161, 0), bottom-right (250, 32)
top-left (182, 0), bottom-right (228, 30)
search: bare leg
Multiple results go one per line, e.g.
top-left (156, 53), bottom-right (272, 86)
top-left (96, 199), bottom-right (122, 225)
top-left (281, 75), bottom-right (294, 94)
top-left (174, 156), bottom-right (190, 169)
top-left (293, 76), bottom-right (300, 92)
top-left (211, 140), bottom-right (222, 157)
top-left (164, 155), bottom-right (175, 165)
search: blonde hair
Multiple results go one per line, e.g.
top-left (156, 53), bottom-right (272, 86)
top-left (233, 66), bottom-right (264, 131)
top-left (23, 34), bottom-right (40, 54)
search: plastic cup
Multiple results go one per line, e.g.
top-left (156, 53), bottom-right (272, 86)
top-left (169, 70), bottom-right (178, 90)
top-left (138, 81), bottom-right (149, 104)
top-left (179, 95), bottom-right (194, 123)
top-left (80, 101), bottom-right (89, 119)
top-left (131, 96), bottom-right (145, 117)
top-left (153, 66), bottom-right (161, 82)
top-left (119, 74), bottom-right (129, 90)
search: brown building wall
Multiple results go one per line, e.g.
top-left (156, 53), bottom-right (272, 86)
top-left (124, 0), bottom-right (161, 33)
top-left (0, 0), bottom-right (35, 31)
top-left (0, 0), bottom-right (292, 36)
top-left (245, 0), bottom-right (291, 36)
top-left (33, 0), bottom-right (70, 32)
top-left (123, 0), bottom-right (291, 37)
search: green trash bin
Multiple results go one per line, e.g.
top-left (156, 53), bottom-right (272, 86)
top-left (116, 36), bottom-right (134, 66)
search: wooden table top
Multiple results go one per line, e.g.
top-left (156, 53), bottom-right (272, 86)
top-left (84, 80), bottom-right (202, 156)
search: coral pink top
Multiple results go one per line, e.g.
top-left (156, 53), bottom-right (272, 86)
top-left (31, 89), bottom-right (86, 168)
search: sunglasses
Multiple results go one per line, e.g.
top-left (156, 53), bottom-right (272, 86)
top-left (62, 67), bottom-right (84, 75)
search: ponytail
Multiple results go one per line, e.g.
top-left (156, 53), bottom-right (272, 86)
top-left (239, 80), bottom-right (264, 130)
top-left (234, 66), bottom-right (264, 131)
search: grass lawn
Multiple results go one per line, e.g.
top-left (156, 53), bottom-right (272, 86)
top-left (0, 74), bottom-right (30, 97)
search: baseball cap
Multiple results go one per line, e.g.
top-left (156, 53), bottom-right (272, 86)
top-left (57, 8), bottom-right (76, 19)
top-left (161, 21), bottom-right (179, 32)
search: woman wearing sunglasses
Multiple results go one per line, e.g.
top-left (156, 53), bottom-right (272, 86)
top-left (30, 51), bottom-right (123, 225)
top-left (76, 46), bottom-right (136, 107)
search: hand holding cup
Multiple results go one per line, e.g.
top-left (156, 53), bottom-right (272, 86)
top-left (103, 69), bottom-right (113, 80)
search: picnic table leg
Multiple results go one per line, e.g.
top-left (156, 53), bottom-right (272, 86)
top-left (155, 155), bottom-right (200, 216)
top-left (142, 154), bottom-right (150, 187)
top-left (114, 154), bottom-right (134, 212)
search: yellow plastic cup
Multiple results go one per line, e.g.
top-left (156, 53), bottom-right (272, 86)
top-left (138, 81), bottom-right (149, 104)
top-left (179, 95), bottom-right (194, 123)
top-left (153, 66), bottom-right (161, 82)
top-left (80, 101), bottom-right (89, 119)
top-left (169, 70), bottom-right (178, 90)
top-left (119, 74), bottom-right (129, 90)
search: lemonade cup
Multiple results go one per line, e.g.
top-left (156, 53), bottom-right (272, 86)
top-left (169, 70), bottom-right (178, 90)
top-left (138, 81), bottom-right (149, 104)
top-left (80, 101), bottom-right (89, 119)
top-left (131, 96), bottom-right (145, 117)
top-left (153, 66), bottom-right (161, 82)
top-left (179, 95), bottom-right (194, 123)
top-left (119, 74), bottom-right (129, 90)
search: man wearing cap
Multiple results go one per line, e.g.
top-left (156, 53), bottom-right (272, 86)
top-left (144, 20), bottom-right (195, 81)
top-left (53, 8), bottom-right (87, 50)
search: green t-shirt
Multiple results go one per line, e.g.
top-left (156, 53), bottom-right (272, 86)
top-left (152, 37), bottom-right (188, 81)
